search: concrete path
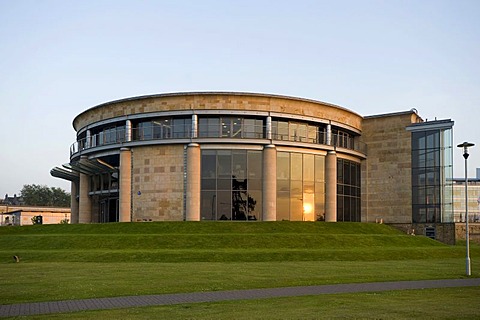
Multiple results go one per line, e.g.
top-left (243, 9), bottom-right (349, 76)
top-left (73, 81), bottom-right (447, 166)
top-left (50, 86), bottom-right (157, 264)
top-left (1, 278), bottom-right (479, 318)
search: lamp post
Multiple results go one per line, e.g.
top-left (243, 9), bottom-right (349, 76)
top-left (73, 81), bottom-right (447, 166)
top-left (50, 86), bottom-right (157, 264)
top-left (457, 141), bottom-right (474, 276)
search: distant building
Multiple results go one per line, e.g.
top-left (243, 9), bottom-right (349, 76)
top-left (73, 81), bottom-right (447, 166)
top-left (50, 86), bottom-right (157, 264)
top-left (0, 205), bottom-right (71, 226)
top-left (2, 194), bottom-right (24, 206)
top-left (453, 168), bottom-right (480, 222)
top-left (51, 92), bottom-right (455, 235)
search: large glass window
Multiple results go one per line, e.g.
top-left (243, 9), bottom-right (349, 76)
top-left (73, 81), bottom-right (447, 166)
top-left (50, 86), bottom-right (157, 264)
top-left (244, 119), bottom-right (264, 138)
top-left (333, 130), bottom-right (354, 149)
top-left (199, 118), bottom-right (217, 137)
top-left (91, 125), bottom-right (126, 147)
top-left (135, 117), bottom-right (191, 140)
top-left (200, 150), bottom-right (262, 221)
top-left (411, 128), bottom-right (453, 223)
top-left (173, 118), bottom-right (190, 138)
top-left (337, 159), bottom-right (361, 222)
top-left (271, 119), bottom-right (325, 144)
top-left (276, 152), bottom-right (326, 221)
top-left (198, 117), bottom-right (264, 139)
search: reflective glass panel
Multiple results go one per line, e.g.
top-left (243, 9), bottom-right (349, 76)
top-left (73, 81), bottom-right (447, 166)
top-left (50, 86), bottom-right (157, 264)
top-left (303, 154), bottom-right (314, 182)
top-left (248, 179), bottom-right (262, 190)
top-left (217, 151), bottom-right (232, 178)
top-left (201, 179), bottom-right (216, 190)
top-left (201, 191), bottom-right (216, 220)
top-left (247, 190), bottom-right (262, 221)
top-left (291, 153), bottom-right (302, 181)
top-left (221, 118), bottom-right (232, 137)
top-left (277, 193), bottom-right (290, 220)
top-left (232, 151), bottom-right (247, 179)
top-left (201, 152), bottom-right (216, 178)
top-left (290, 197), bottom-right (303, 221)
top-left (232, 118), bottom-right (242, 138)
top-left (217, 191), bottom-right (231, 220)
top-left (217, 179), bottom-right (231, 191)
top-left (232, 177), bottom-right (247, 191)
top-left (248, 151), bottom-right (262, 179)
top-left (232, 191), bottom-right (248, 220)
top-left (277, 152), bottom-right (290, 180)
top-left (315, 155), bottom-right (325, 182)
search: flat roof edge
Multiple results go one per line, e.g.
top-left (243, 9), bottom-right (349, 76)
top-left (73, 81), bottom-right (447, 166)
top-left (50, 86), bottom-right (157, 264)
top-left (406, 119), bottom-right (454, 132)
top-left (364, 109), bottom-right (420, 119)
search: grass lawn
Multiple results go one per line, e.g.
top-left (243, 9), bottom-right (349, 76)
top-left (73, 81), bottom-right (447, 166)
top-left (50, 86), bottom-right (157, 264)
top-left (1, 259), bottom-right (479, 304)
top-left (12, 287), bottom-right (480, 320)
top-left (0, 222), bottom-right (479, 318)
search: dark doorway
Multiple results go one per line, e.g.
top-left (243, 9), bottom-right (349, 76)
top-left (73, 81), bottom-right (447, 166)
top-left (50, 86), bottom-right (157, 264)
top-left (100, 197), bottom-right (119, 222)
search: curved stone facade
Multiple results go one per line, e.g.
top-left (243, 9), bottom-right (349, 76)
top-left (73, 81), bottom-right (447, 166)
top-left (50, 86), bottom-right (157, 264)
top-left (55, 92), bottom-right (373, 224)
top-left (73, 92), bottom-right (363, 133)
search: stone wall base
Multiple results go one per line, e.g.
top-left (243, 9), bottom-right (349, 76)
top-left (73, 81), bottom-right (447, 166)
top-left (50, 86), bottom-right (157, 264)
top-left (454, 222), bottom-right (480, 244)
top-left (388, 223), bottom-right (456, 245)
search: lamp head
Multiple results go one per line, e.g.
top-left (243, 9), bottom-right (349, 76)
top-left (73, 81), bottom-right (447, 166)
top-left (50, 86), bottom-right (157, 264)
top-left (457, 142), bottom-right (475, 159)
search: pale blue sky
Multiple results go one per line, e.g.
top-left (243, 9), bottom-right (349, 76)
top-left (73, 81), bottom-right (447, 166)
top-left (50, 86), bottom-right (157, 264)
top-left (1, 0), bottom-right (479, 196)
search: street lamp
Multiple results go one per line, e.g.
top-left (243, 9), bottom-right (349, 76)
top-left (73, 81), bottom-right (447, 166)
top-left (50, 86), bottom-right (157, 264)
top-left (457, 141), bottom-right (475, 276)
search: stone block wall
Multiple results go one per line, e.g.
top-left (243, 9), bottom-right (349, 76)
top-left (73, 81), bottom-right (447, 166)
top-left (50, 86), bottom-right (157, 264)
top-left (361, 112), bottom-right (421, 223)
top-left (73, 93), bottom-right (363, 133)
top-left (455, 223), bottom-right (480, 244)
top-left (131, 145), bottom-right (185, 221)
top-left (389, 223), bottom-right (456, 245)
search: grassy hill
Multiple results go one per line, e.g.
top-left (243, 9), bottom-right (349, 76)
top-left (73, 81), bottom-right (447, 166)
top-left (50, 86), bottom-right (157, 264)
top-left (1, 221), bottom-right (478, 306)
top-left (0, 221), bottom-right (465, 263)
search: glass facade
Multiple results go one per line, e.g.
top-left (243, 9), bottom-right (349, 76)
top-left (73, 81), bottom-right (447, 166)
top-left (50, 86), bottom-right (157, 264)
top-left (200, 150), bottom-right (263, 220)
top-left (276, 152), bottom-right (325, 221)
top-left (337, 159), bottom-right (361, 222)
top-left (411, 127), bottom-right (453, 223)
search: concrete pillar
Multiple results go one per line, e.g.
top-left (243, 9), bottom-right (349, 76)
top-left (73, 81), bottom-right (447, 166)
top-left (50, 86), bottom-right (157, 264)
top-left (186, 143), bottom-right (201, 221)
top-left (191, 114), bottom-right (198, 138)
top-left (126, 120), bottom-right (132, 142)
top-left (266, 116), bottom-right (272, 140)
top-left (70, 181), bottom-right (79, 224)
top-left (262, 144), bottom-right (277, 221)
top-left (78, 156), bottom-right (92, 223)
top-left (325, 151), bottom-right (337, 222)
top-left (119, 147), bottom-right (132, 222)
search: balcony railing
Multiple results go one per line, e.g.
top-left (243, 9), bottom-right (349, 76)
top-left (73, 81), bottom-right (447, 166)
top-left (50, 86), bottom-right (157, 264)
top-left (70, 127), bottom-right (366, 156)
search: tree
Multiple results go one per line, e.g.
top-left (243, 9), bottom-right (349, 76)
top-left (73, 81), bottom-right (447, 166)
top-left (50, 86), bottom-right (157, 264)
top-left (20, 184), bottom-right (70, 207)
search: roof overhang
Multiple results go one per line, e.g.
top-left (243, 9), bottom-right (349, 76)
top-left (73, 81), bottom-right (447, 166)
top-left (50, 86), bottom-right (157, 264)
top-left (51, 158), bottom-right (117, 182)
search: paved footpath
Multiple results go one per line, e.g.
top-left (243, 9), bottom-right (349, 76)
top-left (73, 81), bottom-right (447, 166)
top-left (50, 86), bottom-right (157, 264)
top-left (1, 278), bottom-right (479, 318)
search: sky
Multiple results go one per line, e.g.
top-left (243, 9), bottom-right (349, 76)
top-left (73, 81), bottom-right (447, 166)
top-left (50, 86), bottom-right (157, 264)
top-left (1, 0), bottom-right (480, 197)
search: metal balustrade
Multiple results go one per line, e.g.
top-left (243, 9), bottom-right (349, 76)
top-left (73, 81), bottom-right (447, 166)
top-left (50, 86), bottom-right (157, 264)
top-left (70, 126), bottom-right (366, 156)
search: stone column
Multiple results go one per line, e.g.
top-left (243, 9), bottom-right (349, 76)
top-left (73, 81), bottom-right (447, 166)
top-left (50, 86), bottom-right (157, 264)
top-left (78, 156), bottom-right (92, 223)
top-left (70, 180), bottom-right (79, 224)
top-left (325, 151), bottom-right (337, 222)
top-left (186, 143), bottom-right (201, 221)
top-left (119, 147), bottom-right (132, 222)
top-left (262, 144), bottom-right (277, 221)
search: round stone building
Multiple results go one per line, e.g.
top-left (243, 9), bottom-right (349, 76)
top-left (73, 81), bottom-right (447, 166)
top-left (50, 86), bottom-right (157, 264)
top-left (52, 92), bottom-right (370, 223)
